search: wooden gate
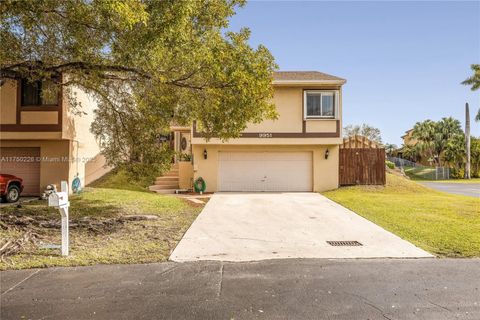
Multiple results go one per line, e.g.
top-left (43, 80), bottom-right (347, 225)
top-left (339, 136), bottom-right (386, 185)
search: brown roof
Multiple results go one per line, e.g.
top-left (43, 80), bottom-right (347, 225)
top-left (273, 71), bottom-right (345, 82)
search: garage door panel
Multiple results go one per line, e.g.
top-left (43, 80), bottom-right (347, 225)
top-left (218, 152), bottom-right (312, 192)
top-left (264, 159), bottom-right (312, 192)
top-left (0, 147), bottom-right (41, 196)
top-left (218, 159), bottom-right (265, 192)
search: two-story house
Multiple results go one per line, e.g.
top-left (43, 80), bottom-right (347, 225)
top-left (0, 78), bottom-right (110, 196)
top-left (156, 71), bottom-right (346, 193)
top-left (1, 70), bottom-right (345, 196)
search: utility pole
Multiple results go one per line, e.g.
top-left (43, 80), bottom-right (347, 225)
top-left (465, 102), bottom-right (471, 179)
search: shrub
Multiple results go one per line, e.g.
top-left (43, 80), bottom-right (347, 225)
top-left (179, 153), bottom-right (192, 161)
top-left (386, 161), bottom-right (395, 169)
top-left (450, 167), bottom-right (465, 179)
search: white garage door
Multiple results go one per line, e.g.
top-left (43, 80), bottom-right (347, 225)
top-left (218, 152), bottom-right (312, 192)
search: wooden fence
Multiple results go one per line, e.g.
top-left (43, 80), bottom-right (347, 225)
top-left (339, 136), bottom-right (386, 185)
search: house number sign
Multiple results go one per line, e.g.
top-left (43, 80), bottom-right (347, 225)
top-left (258, 133), bottom-right (273, 138)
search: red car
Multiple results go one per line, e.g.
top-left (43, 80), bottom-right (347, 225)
top-left (0, 174), bottom-right (24, 203)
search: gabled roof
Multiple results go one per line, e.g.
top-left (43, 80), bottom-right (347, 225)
top-left (273, 71), bottom-right (346, 85)
top-left (401, 129), bottom-right (413, 139)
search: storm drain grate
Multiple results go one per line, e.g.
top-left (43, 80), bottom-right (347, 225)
top-left (327, 241), bottom-right (363, 247)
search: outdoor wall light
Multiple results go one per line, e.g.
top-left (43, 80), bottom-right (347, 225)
top-left (203, 149), bottom-right (208, 160)
top-left (325, 149), bottom-right (329, 160)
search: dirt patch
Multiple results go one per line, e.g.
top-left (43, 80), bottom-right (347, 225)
top-left (387, 167), bottom-right (410, 178)
top-left (0, 190), bottom-right (202, 270)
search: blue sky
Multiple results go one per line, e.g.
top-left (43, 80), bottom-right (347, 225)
top-left (228, 1), bottom-right (480, 145)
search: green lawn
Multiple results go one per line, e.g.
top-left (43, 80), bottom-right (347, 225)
top-left (403, 166), bottom-right (442, 180)
top-left (403, 167), bottom-right (480, 183)
top-left (323, 174), bottom-right (480, 257)
top-left (87, 168), bottom-right (153, 192)
top-left (0, 175), bottom-right (201, 270)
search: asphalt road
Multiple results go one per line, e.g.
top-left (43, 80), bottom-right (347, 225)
top-left (1, 259), bottom-right (479, 320)
top-left (419, 182), bottom-right (480, 197)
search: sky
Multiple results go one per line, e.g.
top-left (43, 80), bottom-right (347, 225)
top-left (228, 1), bottom-right (480, 145)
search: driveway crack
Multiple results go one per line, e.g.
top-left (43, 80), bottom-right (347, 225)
top-left (428, 300), bottom-right (452, 312)
top-left (345, 292), bottom-right (393, 320)
top-left (217, 262), bottom-right (224, 297)
top-left (1, 269), bottom-right (41, 296)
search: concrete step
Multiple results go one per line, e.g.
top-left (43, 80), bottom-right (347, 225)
top-left (154, 180), bottom-right (180, 186)
top-left (152, 183), bottom-right (179, 189)
top-left (155, 176), bottom-right (179, 182)
top-left (149, 184), bottom-right (179, 191)
top-left (152, 189), bottom-right (177, 194)
top-left (164, 172), bottom-right (179, 177)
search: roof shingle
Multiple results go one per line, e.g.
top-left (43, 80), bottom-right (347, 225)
top-left (273, 71), bottom-right (345, 82)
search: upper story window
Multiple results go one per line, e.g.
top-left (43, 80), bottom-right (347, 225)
top-left (21, 79), bottom-right (59, 106)
top-left (304, 90), bottom-right (337, 119)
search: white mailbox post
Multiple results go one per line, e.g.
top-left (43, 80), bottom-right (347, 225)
top-left (48, 181), bottom-right (70, 256)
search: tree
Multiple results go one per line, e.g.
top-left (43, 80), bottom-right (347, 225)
top-left (465, 103), bottom-right (471, 179)
top-left (471, 137), bottom-right (480, 177)
top-left (411, 117), bottom-right (463, 166)
top-left (0, 0), bottom-right (277, 177)
top-left (461, 64), bottom-right (480, 122)
top-left (443, 134), bottom-right (465, 176)
top-left (343, 123), bottom-right (382, 144)
top-left (401, 144), bottom-right (420, 162)
top-left (384, 143), bottom-right (398, 156)
top-left (411, 119), bottom-right (437, 164)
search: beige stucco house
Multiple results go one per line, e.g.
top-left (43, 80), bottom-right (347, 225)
top-left (1, 70), bottom-right (346, 196)
top-left (0, 78), bottom-right (110, 195)
top-left (153, 71), bottom-right (346, 193)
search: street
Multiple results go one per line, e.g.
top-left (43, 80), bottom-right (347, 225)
top-left (419, 182), bottom-right (480, 198)
top-left (1, 259), bottom-right (479, 319)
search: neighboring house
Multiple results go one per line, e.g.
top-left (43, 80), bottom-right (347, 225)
top-left (401, 129), bottom-right (417, 147)
top-left (0, 78), bottom-right (110, 196)
top-left (398, 129), bottom-right (430, 165)
top-left (155, 71), bottom-right (346, 193)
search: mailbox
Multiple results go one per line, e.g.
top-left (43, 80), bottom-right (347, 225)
top-left (48, 191), bottom-right (69, 208)
top-left (47, 181), bottom-right (70, 256)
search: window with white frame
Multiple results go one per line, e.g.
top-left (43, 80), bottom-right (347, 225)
top-left (304, 90), bottom-right (336, 119)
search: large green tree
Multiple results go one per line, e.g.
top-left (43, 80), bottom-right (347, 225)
top-left (0, 0), bottom-right (277, 176)
top-left (462, 64), bottom-right (480, 121)
top-left (411, 117), bottom-right (464, 166)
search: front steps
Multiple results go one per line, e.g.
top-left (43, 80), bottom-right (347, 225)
top-left (149, 164), bottom-right (179, 194)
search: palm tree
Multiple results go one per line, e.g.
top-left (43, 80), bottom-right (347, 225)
top-left (412, 118), bottom-right (463, 166)
top-left (412, 120), bottom-right (437, 164)
top-left (465, 103), bottom-right (471, 179)
top-left (471, 137), bottom-right (480, 177)
top-left (401, 144), bottom-right (420, 162)
top-left (462, 64), bottom-right (480, 122)
top-left (384, 143), bottom-right (398, 156)
top-left (437, 118), bottom-right (464, 167)
top-left (444, 134), bottom-right (466, 176)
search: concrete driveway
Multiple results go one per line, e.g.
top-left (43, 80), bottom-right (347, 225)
top-left (170, 193), bottom-right (432, 261)
top-left (419, 182), bottom-right (479, 197)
